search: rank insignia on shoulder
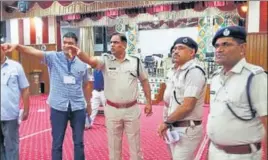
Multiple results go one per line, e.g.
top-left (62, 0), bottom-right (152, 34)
top-left (244, 64), bottom-right (264, 75)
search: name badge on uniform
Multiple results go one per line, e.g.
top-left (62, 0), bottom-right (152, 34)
top-left (210, 91), bottom-right (216, 95)
top-left (63, 75), bottom-right (76, 84)
top-left (108, 67), bottom-right (117, 70)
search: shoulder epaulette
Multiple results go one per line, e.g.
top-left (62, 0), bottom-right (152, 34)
top-left (128, 54), bottom-right (140, 77)
top-left (184, 65), bottom-right (206, 80)
top-left (129, 54), bottom-right (141, 59)
top-left (102, 53), bottom-right (114, 60)
top-left (244, 64), bottom-right (264, 75)
top-left (102, 53), bottom-right (110, 57)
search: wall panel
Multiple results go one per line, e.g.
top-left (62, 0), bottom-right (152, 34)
top-left (246, 33), bottom-right (268, 71)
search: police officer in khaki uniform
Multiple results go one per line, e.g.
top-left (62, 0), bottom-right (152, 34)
top-left (67, 32), bottom-right (153, 160)
top-left (158, 37), bottom-right (206, 160)
top-left (207, 26), bottom-right (267, 160)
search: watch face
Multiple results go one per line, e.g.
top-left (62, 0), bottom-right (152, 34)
top-left (41, 44), bottom-right (47, 51)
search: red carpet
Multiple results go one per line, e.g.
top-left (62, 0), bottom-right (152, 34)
top-left (18, 95), bottom-right (266, 160)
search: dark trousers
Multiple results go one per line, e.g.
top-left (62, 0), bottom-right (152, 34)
top-left (0, 120), bottom-right (19, 160)
top-left (50, 104), bottom-right (86, 160)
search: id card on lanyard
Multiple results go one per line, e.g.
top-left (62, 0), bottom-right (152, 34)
top-left (63, 58), bottom-right (76, 84)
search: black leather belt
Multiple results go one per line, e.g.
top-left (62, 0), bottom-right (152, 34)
top-left (95, 89), bottom-right (104, 92)
top-left (212, 142), bottom-right (261, 154)
top-left (172, 120), bottom-right (202, 127)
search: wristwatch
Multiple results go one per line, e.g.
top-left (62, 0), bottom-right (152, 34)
top-left (164, 121), bottom-right (173, 129)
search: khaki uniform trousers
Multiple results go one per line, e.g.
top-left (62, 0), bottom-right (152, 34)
top-left (104, 104), bottom-right (143, 160)
top-left (208, 142), bottom-right (262, 160)
top-left (170, 124), bottom-right (203, 160)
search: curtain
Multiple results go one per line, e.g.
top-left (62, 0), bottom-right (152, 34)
top-left (79, 27), bottom-right (94, 56)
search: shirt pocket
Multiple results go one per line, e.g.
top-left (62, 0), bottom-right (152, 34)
top-left (107, 70), bottom-right (118, 79)
top-left (7, 73), bottom-right (19, 88)
top-left (72, 66), bottom-right (85, 76)
top-left (226, 99), bottom-right (254, 119)
top-left (72, 67), bottom-right (86, 82)
top-left (126, 69), bottom-right (138, 80)
top-left (174, 78), bottom-right (184, 98)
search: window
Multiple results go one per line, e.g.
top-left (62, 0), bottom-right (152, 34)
top-left (93, 26), bottom-right (115, 55)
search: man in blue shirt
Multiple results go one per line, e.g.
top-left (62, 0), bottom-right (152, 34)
top-left (1, 32), bottom-right (92, 160)
top-left (1, 40), bottom-right (30, 160)
top-left (85, 69), bottom-right (105, 129)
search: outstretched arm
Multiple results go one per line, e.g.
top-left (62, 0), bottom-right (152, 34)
top-left (66, 45), bottom-right (100, 68)
top-left (77, 51), bottom-right (99, 68)
top-left (1, 43), bottom-right (44, 61)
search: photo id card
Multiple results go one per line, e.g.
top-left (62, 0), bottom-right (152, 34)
top-left (63, 75), bottom-right (76, 84)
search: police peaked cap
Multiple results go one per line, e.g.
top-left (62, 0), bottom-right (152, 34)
top-left (173, 37), bottom-right (198, 53)
top-left (212, 26), bottom-right (247, 46)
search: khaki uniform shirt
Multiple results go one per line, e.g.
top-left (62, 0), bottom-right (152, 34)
top-left (207, 58), bottom-right (267, 145)
top-left (168, 59), bottom-right (206, 120)
top-left (96, 53), bottom-right (148, 103)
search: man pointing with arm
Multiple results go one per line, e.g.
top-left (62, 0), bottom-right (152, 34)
top-left (68, 32), bottom-right (152, 160)
top-left (1, 32), bottom-right (92, 160)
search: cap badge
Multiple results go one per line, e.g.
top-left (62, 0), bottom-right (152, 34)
top-left (223, 28), bottom-right (230, 36)
top-left (183, 38), bottom-right (188, 43)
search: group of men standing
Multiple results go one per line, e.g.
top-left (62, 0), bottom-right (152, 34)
top-left (0, 25), bottom-right (267, 160)
top-left (1, 32), bottom-right (152, 160)
top-left (158, 26), bottom-right (267, 160)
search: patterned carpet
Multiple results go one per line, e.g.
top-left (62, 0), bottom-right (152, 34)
top-left (18, 95), bottom-right (265, 160)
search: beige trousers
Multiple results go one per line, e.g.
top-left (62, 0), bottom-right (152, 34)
top-left (208, 142), bottom-right (262, 160)
top-left (104, 104), bottom-right (143, 160)
top-left (169, 124), bottom-right (203, 160)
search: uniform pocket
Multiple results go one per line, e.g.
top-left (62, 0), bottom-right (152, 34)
top-left (107, 70), bottom-right (118, 79)
top-left (185, 124), bottom-right (203, 140)
top-left (7, 74), bottom-right (19, 88)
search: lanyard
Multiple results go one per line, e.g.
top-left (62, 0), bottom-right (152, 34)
top-left (67, 58), bottom-right (75, 74)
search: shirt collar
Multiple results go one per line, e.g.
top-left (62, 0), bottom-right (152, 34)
top-left (179, 59), bottom-right (195, 70)
top-left (171, 64), bottom-right (178, 70)
top-left (111, 53), bottom-right (130, 61)
top-left (220, 58), bottom-right (246, 75)
top-left (229, 58), bottom-right (246, 74)
top-left (124, 53), bottom-right (131, 61)
top-left (1, 56), bottom-right (9, 68)
top-left (62, 52), bottom-right (77, 62)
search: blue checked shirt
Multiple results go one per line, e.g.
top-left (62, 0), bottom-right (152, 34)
top-left (1, 58), bottom-right (29, 121)
top-left (43, 51), bottom-right (90, 111)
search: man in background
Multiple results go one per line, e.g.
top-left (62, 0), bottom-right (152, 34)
top-left (85, 69), bottom-right (105, 129)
